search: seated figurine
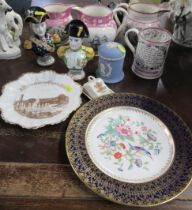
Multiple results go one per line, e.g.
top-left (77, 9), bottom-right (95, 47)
top-left (170, 0), bottom-right (192, 47)
top-left (0, 0), bottom-right (23, 60)
top-left (57, 20), bottom-right (95, 80)
top-left (24, 6), bottom-right (60, 66)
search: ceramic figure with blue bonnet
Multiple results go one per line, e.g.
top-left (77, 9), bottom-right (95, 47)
top-left (24, 6), bottom-right (59, 66)
top-left (57, 20), bottom-right (95, 81)
top-left (96, 42), bottom-right (126, 83)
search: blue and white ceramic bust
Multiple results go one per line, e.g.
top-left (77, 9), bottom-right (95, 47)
top-left (97, 42), bottom-right (126, 83)
top-left (24, 6), bottom-right (56, 66)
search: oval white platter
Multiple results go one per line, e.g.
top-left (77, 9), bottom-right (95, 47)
top-left (0, 70), bottom-right (82, 129)
top-left (86, 106), bottom-right (175, 183)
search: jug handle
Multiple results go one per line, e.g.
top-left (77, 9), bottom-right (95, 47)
top-left (71, 6), bottom-right (82, 19)
top-left (116, 3), bottom-right (129, 12)
top-left (124, 28), bottom-right (139, 54)
top-left (113, 7), bottom-right (128, 37)
top-left (113, 7), bottom-right (128, 27)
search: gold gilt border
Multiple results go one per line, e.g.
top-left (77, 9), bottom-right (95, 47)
top-left (66, 93), bottom-right (192, 207)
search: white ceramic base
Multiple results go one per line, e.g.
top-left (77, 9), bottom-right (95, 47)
top-left (132, 67), bottom-right (163, 80)
top-left (172, 37), bottom-right (192, 48)
top-left (0, 48), bottom-right (21, 60)
top-left (67, 70), bottom-right (85, 81)
top-left (37, 55), bottom-right (55, 67)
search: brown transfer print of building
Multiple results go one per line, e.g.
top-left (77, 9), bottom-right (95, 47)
top-left (14, 94), bottom-right (69, 119)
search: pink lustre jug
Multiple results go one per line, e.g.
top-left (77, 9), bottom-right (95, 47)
top-left (44, 3), bottom-right (75, 39)
top-left (114, 2), bottom-right (170, 31)
top-left (72, 5), bottom-right (124, 49)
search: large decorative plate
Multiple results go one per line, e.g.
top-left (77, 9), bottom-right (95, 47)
top-left (66, 93), bottom-right (192, 207)
top-left (0, 70), bottom-right (82, 129)
top-left (86, 106), bottom-right (175, 184)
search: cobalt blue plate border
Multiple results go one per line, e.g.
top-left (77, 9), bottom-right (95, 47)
top-left (66, 93), bottom-right (192, 207)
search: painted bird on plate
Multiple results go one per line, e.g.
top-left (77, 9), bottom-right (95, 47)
top-left (128, 143), bottom-right (153, 159)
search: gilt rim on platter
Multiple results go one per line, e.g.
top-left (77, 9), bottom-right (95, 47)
top-left (0, 70), bottom-right (82, 129)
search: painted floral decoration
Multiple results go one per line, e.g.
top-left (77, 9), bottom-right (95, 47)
top-left (97, 115), bottom-right (163, 172)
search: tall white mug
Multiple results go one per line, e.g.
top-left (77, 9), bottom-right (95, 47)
top-left (124, 27), bottom-right (172, 79)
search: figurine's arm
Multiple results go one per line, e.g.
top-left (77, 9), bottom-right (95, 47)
top-left (52, 34), bottom-right (61, 45)
top-left (83, 46), bottom-right (95, 60)
top-left (23, 40), bottom-right (32, 50)
top-left (57, 46), bottom-right (69, 58)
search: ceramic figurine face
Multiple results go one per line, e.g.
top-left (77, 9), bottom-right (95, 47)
top-left (69, 36), bottom-right (82, 51)
top-left (30, 22), bottom-right (46, 38)
top-left (0, 0), bottom-right (12, 12)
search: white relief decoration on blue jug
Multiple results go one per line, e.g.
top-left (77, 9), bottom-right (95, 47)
top-left (99, 62), bottom-right (112, 77)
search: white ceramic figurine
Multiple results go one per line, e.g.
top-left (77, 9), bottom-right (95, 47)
top-left (170, 0), bottom-right (192, 47)
top-left (57, 20), bottom-right (95, 80)
top-left (0, 0), bottom-right (23, 59)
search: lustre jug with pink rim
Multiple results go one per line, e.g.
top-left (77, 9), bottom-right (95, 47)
top-left (71, 5), bottom-right (127, 49)
top-left (114, 2), bottom-right (170, 31)
top-left (44, 3), bottom-right (75, 39)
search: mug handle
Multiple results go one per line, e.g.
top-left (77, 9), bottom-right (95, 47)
top-left (113, 7), bottom-right (128, 37)
top-left (124, 28), bottom-right (139, 54)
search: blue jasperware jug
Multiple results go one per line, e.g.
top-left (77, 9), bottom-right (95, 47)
top-left (96, 42), bottom-right (126, 83)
